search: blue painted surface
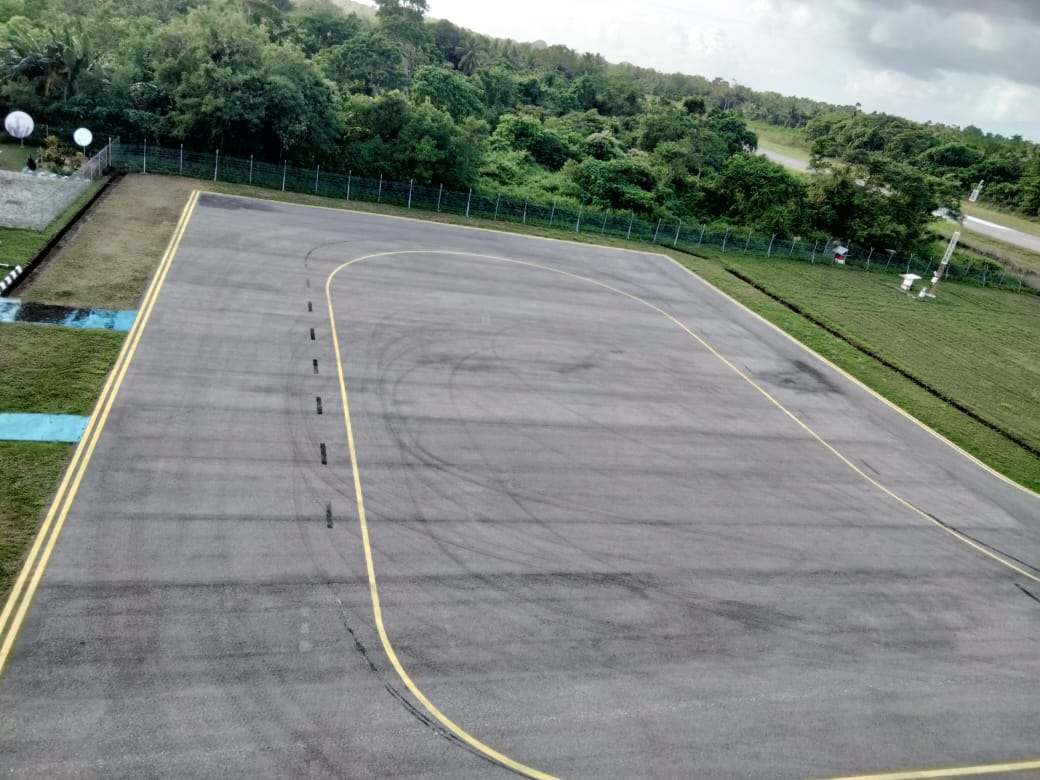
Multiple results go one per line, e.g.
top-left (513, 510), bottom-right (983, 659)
top-left (0, 413), bottom-right (90, 442)
top-left (0, 299), bottom-right (136, 331)
top-left (0, 299), bottom-right (19, 323)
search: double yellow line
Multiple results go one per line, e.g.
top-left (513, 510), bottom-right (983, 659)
top-left (0, 189), bottom-right (200, 676)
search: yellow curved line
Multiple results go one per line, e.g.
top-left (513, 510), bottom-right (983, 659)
top-left (325, 252), bottom-right (560, 780)
top-left (813, 757), bottom-right (1040, 779)
top-left (325, 249), bottom-right (1039, 775)
top-left (0, 190), bottom-right (201, 676)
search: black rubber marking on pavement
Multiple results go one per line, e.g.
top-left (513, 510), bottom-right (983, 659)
top-left (320, 443), bottom-right (327, 465)
top-left (307, 301), bottom-right (313, 312)
top-left (316, 396), bottom-right (323, 415)
top-left (326, 502), bottom-right (333, 528)
top-left (312, 359), bottom-right (319, 374)
top-left (1016, 584), bottom-right (1040, 605)
top-left (310, 327), bottom-right (316, 341)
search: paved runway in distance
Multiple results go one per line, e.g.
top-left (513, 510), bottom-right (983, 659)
top-left (1, 194), bottom-right (1038, 779)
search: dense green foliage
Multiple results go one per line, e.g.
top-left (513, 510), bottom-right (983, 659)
top-left (3, 0), bottom-right (1038, 256)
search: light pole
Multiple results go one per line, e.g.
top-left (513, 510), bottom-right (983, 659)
top-left (921, 180), bottom-right (983, 299)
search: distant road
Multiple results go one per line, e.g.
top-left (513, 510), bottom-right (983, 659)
top-left (757, 148), bottom-right (1040, 255)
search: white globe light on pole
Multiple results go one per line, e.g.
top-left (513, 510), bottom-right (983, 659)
top-left (4, 110), bottom-right (34, 146)
top-left (73, 127), bottom-right (93, 155)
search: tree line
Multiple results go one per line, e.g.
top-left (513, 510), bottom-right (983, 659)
top-left (2, 0), bottom-right (1037, 255)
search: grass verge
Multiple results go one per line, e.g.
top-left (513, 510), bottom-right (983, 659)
top-left (670, 246), bottom-right (1040, 491)
top-left (0, 442), bottom-right (71, 603)
top-left (0, 323), bottom-right (125, 414)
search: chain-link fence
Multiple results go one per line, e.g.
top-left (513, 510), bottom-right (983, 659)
top-left (0, 137), bottom-right (115, 231)
top-left (109, 142), bottom-right (1040, 295)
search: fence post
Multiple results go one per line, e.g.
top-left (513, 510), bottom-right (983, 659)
top-left (673, 219), bottom-right (682, 247)
top-left (281, 161), bottom-right (286, 192)
top-left (1018, 270), bottom-right (1025, 292)
top-left (249, 154), bottom-right (253, 185)
top-left (522, 197), bottom-right (527, 225)
top-left (866, 247), bottom-right (874, 269)
top-left (346, 171), bottom-right (351, 200)
top-left (494, 194), bottom-right (500, 221)
top-left (601, 210), bottom-right (609, 234)
top-left (549, 198), bottom-right (556, 228)
top-left (143, 139), bottom-right (147, 174)
top-left (437, 183), bottom-right (442, 212)
top-left (721, 228), bottom-right (730, 253)
top-left (811, 239), bottom-right (818, 264)
top-left (626, 216), bottom-right (633, 240)
top-left (698, 225), bottom-right (705, 245)
top-left (767, 234), bottom-right (775, 257)
top-left (213, 149), bottom-right (219, 182)
top-left (744, 230), bottom-right (752, 252)
top-left (378, 175), bottom-right (383, 203)
top-left (790, 238), bottom-right (797, 255)
top-left (575, 204), bottom-right (582, 233)
top-left (465, 188), bottom-right (471, 217)
top-left (653, 218), bottom-right (662, 243)
top-left (179, 143), bottom-right (183, 176)
top-left (314, 165), bottom-right (320, 194)
top-left (408, 178), bottom-right (413, 209)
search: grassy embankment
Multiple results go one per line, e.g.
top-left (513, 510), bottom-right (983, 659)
top-left (0, 174), bottom-right (193, 599)
top-left (3, 173), bottom-right (1039, 603)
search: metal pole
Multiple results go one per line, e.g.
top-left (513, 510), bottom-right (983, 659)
top-left (249, 154), bottom-right (253, 184)
top-left (923, 180), bottom-right (983, 299)
top-left (811, 239), bottom-right (818, 264)
top-left (494, 194), bottom-right (500, 221)
top-left (601, 211), bottom-right (609, 234)
top-left (790, 238), bottom-right (797, 255)
top-left (346, 171), bottom-right (351, 200)
top-left (653, 218), bottom-right (662, 243)
top-left (549, 198), bottom-right (556, 228)
top-left (281, 161), bottom-right (287, 191)
top-left (408, 178), bottom-right (413, 209)
top-left (866, 247), bottom-right (874, 268)
top-left (315, 165), bottom-right (320, 194)
top-left (378, 175), bottom-right (383, 202)
top-left (179, 143), bottom-right (183, 176)
top-left (522, 198), bottom-right (527, 225)
top-left (213, 149), bottom-right (219, 182)
top-left (744, 230), bottom-right (752, 252)
top-left (698, 225), bottom-right (705, 245)
top-left (575, 204), bottom-right (582, 233)
top-left (767, 234), bottom-right (775, 256)
top-left (143, 139), bottom-right (147, 174)
top-left (721, 228), bottom-right (730, 253)
top-left (437, 183), bottom-right (442, 212)
top-left (626, 217), bottom-right (633, 240)
top-left (673, 219), bottom-right (682, 247)
top-left (465, 188), bottom-right (471, 217)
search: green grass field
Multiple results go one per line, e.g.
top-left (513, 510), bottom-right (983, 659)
top-left (0, 441), bottom-right (71, 599)
top-left (0, 141), bottom-right (31, 172)
top-left (748, 121), bottom-right (812, 163)
top-left (674, 246), bottom-right (1040, 490)
top-left (0, 324), bottom-right (125, 414)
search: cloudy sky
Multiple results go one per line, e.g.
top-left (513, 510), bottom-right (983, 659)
top-left (424, 0), bottom-right (1040, 142)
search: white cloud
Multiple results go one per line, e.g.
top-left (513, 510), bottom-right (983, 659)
top-left (424, 0), bottom-right (1040, 140)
